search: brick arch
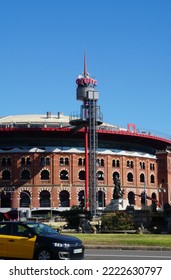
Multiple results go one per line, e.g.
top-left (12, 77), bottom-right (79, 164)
top-left (18, 188), bottom-right (32, 198)
top-left (38, 187), bottom-right (51, 195)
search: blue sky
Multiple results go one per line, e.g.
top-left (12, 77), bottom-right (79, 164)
top-left (0, 0), bottom-right (171, 137)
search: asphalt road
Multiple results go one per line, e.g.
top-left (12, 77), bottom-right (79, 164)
top-left (84, 248), bottom-right (171, 260)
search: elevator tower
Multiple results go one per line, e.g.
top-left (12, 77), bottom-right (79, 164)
top-left (71, 53), bottom-right (103, 215)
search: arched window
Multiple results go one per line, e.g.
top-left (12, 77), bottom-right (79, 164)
top-left (97, 190), bottom-right (106, 208)
top-left (26, 157), bottom-right (31, 165)
top-left (112, 171), bottom-right (120, 181)
top-left (127, 172), bottom-right (133, 182)
top-left (60, 157), bottom-right (69, 165)
top-left (21, 169), bottom-right (31, 180)
top-left (112, 159), bottom-right (120, 168)
top-left (1, 157), bottom-right (6, 166)
top-left (65, 158), bottom-right (69, 165)
top-left (20, 191), bottom-right (31, 207)
top-left (1, 157), bottom-right (11, 166)
top-left (2, 170), bottom-right (11, 180)
top-left (59, 190), bottom-right (70, 207)
top-left (140, 173), bottom-right (145, 183)
top-left (127, 160), bottom-right (134, 168)
top-left (150, 163), bottom-right (155, 170)
top-left (97, 171), bottom-right (104, 181)
top-left (21, 157), bottom-right (31, 165)
top-left (128, 191), bottom-right (135, 205)
top-left (78, 158), bottom-right (85, 166)
top-left (40, 157), bottom-right (45, 166)
top-left (45, 157), bottom-right (50, 165)
top-left (140, 161), bottom-right (145, 169)
top-left (7, 158), bottom-right (11, 166)
top-left (41, 170), bottom-right (50, 180)
top-left (97, 158), bottom-right (104, 167)
top-left (40, 190), bottom-right (50, 207)
top-left (60, 170), bottom-right (69, 180)
top-left (150, 174), bottom-right (155, 183)
top-left (140, 191), bottom-right (146, 205)
top-left (78, 190), bottom-right (85, 207)
top-left (78, 170), bottom-right (85, 180)
top-left (21, 157), bottom-right (25, 165)
top-left (0, 192), bottom-right (11, 207)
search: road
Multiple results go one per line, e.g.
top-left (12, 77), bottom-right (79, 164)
top-left (84, 248), bottom-right (171, 260)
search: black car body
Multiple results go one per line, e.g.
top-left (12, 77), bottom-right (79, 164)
top-left (0, 221), bottom-right (84, 260)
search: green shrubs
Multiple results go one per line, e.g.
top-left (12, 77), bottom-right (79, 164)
top-left (101, 211), bottom-right (134, 231)
top-left (60, 206), bottom-right (92, 229)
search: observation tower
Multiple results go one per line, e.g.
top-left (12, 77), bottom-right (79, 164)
top-left (70, 53), bottom-right (103, 215)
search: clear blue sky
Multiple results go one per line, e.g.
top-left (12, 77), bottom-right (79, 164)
top-left (0, 0), bottom-right (171, 136)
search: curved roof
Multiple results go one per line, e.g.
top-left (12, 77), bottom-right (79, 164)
top-left (0, 113), bottom-right (171, 153)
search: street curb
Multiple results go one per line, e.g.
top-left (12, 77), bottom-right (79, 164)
top-left (85, 245), bottom-right (171, 251)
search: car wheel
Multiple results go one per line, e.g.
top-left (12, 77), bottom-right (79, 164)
top-left (36, 249), bottom-right (52, 260)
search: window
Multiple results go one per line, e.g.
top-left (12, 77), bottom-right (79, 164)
top-left (40, 157), bottom-right (50, 166)
top-left (140, 161), bottom-right (145, 169)
top-left (7, 158), bottom-right (11, 166)
top-left (1, 158), bottom-right (6, 166)
top-left (45, 157), bottom-right (50, 165)
top-left (150, 174), bottom-right (155, 184)
top-left (97, 171), bottom-right (104, 181)
top-left (140, 173), bottom-right (145, 183)
top-left (60, 157), bottom-right (69, 165)
top-left (78, 158), bottom-right (85, 166)
top-left (97, 158), bottom-right (104, 167)
top-left (128, 191), bottom-right (135, 205)
top-left (127, 160), bottom-right (134, 168)
top-left (40, 190), bottom-right (50, 207)
top-left (21, 156), bottom-right (31, 165)
top-left (112, 159), bottom-right (120, 168)
top-left (21, 157), bottom-right (25, 165)
top-left (60, 170), bottom-right (69, 180)
top-left (1, 157), bottom-right (11, 166)
top-left (150, 163), bottom-right (155, 170)
top-left (20, 191), bottom-right (31, 207)
top-left (59, 190), bottom-right (70, 207)
top-left (78, 190), bottom-right (85, 207)
top-left (41, 170), bottom-right (50, 180)
top-left (2, 170), bottom-right (11, 180)
top-left (112, 171), bottom-right (120, 182)
top-left (78, 170), bottom-right (85, 180)
top-left (127, 172), bottom-right (133, 182)
top-left (21, 169), bottom-right (31, 180)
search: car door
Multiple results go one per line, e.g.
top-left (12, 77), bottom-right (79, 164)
top-left (7, 224), bottom-right (37, 259)
top-left (0, 223), bottom-right (12, 258)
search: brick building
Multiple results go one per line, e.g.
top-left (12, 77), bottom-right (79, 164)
top-left (0, 113), bottom-right (171, 216)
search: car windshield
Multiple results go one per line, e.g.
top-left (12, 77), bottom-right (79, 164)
top-left (27, 223), bottom-right (59, 236)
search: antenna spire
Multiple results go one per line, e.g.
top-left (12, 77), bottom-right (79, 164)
top-left (84, 51), bottom-right (87, 77)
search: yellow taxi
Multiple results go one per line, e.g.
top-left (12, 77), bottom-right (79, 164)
top-left (0, 221), bottom-right (84, 260)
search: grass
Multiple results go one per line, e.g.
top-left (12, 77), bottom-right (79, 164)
top-left (67, 233), bottom-right (171, 248)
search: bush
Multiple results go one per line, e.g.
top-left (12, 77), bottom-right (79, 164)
top-left (60, 206), bottom-right (92, 229)
top-left (101, 211), bottom-right (134, 230)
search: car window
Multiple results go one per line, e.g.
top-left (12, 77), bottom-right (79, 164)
top-left (11, 224), bottom-right (30, 236)
top-left (0, 223), bottom-right (12, 235)
top-left (27, 223), bottom-right (58, 235)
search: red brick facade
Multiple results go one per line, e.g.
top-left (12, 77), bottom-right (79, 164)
top-left (1, 149), bottom-right (170, 212)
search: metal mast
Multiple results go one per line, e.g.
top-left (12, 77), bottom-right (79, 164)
top-left (70, 53), bottom-right (102, 215)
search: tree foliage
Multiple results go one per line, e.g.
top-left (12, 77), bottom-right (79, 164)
top-left (101, 211), bottom-right (134, 230)
top-left (60, 206), bottom-right (92, 228)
